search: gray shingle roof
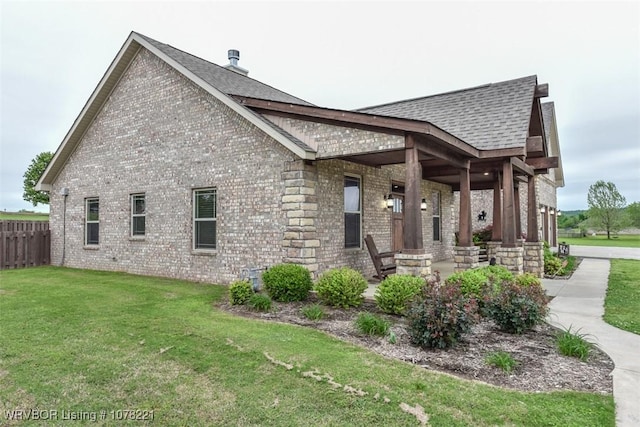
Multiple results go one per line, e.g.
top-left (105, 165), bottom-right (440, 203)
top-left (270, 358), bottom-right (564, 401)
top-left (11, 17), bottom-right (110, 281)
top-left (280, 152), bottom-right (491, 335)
top-left (356, 76), bottom-right (538, 150)
top-left (136, 32), bottom-right (313, 106)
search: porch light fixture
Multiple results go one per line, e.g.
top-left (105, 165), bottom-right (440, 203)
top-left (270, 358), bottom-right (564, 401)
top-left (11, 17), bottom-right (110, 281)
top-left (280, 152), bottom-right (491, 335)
top-left (540, 206), bottom-right (546, 213)
top-left (549, 208), bottom-right (555, 215)
top-left (385, 194), bottom-right (394, 208)
top-left (421, 198), bottom-right (427, 210)
top-left (557, 210), bottom-right (562, 216)
top-left (483, 172), bottom-right (489, 176)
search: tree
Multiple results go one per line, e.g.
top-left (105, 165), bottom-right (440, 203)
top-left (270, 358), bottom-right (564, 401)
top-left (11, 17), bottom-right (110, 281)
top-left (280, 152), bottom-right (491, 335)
top-left (586, 180), bottom-right (627, 239)
top-left (626, 202), bottom-right (640, 228)
top-left (23, 151), bottom-right (53, 206)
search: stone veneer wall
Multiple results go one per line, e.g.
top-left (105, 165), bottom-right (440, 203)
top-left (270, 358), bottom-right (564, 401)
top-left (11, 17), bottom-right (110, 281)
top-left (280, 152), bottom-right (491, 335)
top-left (48, 48), bottom-right (297, 284)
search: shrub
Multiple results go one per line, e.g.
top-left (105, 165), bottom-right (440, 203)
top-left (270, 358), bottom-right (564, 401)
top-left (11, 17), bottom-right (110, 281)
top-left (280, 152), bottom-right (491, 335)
top-left (354, 312), bottom-right (390, 336)
top-left (262, 264), bottom-right (313, 302)
top-left (515, 273), bottom-right (541, 287)
top-left (479, 265), bottom-right (514, 286)
top-left (445, 270), bottom-right (487, 299)
top-left (228, 280), bottom-right (254, 305)
top-left (315, 267), bottom-right (368, 308)
top-left (484, 281), bottom-right (549, 334)
top-left (374, 275), bottom-right (424, 315)
top-left (247, 294), bottom-right (272, 312)
top-left (301, 304), bottom-right (325, 321)
top-left (407, 278), bottom-right (479, 349)
top-left (544, 255), bottom-right (563, 275)
top-left (556, 326), bottom-right (595, 361)
top-left (485, 351), bottom-right (518, 373)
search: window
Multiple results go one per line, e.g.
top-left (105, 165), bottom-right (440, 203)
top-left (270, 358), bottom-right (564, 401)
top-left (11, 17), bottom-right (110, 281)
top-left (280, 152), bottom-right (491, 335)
top-left (344, 176), bottom-right (361, 248)
top-left (193, 188), bottom-right (216, 250)
top-left (85, 198), bottom-right (99, 245)
top-left (432, 191), bottom-right (441, 241)
top-left (131, 194), bottom-right (146, 236)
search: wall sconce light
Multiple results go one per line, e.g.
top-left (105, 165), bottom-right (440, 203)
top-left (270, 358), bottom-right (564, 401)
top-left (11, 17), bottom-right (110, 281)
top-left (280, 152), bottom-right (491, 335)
top-left (557, 210), bottom-right (562, 216)
top-left (421, 198), bottom-right (427, 210)
top-left (549, 208), bottom-right (555, 215)
top-left (540, 206), bottom-right (546, 213)
top-left (385, 194), bottom-right (394, 208)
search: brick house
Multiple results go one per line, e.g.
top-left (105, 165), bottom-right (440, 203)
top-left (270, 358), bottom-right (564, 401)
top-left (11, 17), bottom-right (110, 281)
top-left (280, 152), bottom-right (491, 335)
top-left (37, 32), bottom-right (561, 283)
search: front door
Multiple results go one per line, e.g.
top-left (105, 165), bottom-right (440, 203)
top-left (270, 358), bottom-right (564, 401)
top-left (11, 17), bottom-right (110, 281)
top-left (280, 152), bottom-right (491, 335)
top-left (391, 194), bottom-right (404, 252)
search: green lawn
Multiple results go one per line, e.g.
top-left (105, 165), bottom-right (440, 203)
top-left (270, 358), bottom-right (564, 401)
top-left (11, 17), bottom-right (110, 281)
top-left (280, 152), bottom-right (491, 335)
top-left (0, 268), bottom-right (614, 426)
top-left (558, 235), bottom-right (640, 248)
top-left (0, 211), bottom-right (49, 221)
top-left (604, 259), bottom-right (640, 335)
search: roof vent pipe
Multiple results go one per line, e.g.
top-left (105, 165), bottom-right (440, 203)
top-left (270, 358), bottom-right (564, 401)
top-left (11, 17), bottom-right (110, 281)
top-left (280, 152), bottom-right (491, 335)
top-left (228, 49), bottom-right (240, 67)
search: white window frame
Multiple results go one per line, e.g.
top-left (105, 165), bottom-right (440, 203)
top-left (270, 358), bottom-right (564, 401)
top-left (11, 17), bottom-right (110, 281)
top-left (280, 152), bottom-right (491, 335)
top-left (193, 188), bottom-right (217, 251)
top-left (344, 174), bottom-right (362, 249)
top-left (85, 197), bottom-right (99, 246)
top-left (432, 191), bottom-right (441, 242)
top-left (130, 193), bottom-right (146, 237)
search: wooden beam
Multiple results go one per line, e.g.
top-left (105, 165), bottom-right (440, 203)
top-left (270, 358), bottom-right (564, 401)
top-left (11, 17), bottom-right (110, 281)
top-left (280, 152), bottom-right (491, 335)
top-left (236, 96), bottom-right (480, 157)
top-left (414, 137), bottom-right (471, 169)
top-left (526, 136), bottom-right (544, 155)
top-left (502, 160), bottom-right (517, 247)
top-left (458, 167), bottom-right (472, 247)
top-left (525, 156), bottom-right (559, 170)
top-left (477, 147), bottom-right (526, 159)
top-left (403, 136), bottom-right (423, 252)
top-left (526, 176), bottom-right (539, 242)
top-left (514, 183), bottom-right (522, 241)
top-left (492, 172), bottom-right (502, 241)
top-left (510, 156), bottom-right (534, 176)
top-left (535, 83), bottom-right (549, 98)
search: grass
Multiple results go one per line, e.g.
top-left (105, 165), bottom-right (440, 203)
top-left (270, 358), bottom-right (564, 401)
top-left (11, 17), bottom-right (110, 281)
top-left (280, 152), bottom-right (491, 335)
top-left (0, 267), bottom-right (615, 426)
top-left (556, 327), bottom-right (595, 361)
top-left (0, 211), bottom-right (49, 221)
top-left (301, 304), bottom-right (325, 321)
top-left (604, 259), bottom-right (640, 334)
top-left (559, 235), bottom-right (640, 248)
top-left (485, 351), bottom-right (518, 374)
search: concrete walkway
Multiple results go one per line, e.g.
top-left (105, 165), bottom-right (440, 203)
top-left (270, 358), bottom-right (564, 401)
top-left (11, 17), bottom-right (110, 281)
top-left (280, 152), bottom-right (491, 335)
top-left (545, 248), bottom-right (640, 427)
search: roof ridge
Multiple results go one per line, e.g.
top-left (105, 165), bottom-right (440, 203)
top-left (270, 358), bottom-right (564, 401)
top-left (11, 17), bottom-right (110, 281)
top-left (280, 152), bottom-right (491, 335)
top-left (132, 32), bottom-right (313, 106)
top-left (355, 75), bottom-right (538, 112)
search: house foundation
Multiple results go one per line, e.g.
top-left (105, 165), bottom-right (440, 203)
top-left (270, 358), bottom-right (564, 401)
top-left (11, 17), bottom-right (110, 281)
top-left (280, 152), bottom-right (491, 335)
top-left (453, 246), bottom-right (480, 272)
top-left (395, 252), bottom-right (432, 278)
top-left (486, 241), bottom-right (501, 261)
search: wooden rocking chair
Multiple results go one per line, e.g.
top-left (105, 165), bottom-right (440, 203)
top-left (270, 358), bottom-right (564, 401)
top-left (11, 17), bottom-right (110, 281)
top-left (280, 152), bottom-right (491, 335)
top-left (364, 234), bottom-right (400, 280)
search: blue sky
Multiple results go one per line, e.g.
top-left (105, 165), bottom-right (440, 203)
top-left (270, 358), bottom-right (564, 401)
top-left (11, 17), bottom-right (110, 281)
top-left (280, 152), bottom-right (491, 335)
top-left (1, 1), bottom-right (638, 212)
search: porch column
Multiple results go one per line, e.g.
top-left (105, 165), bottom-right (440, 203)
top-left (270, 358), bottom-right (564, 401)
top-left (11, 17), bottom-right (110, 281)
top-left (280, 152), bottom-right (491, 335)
top-left (496, 159), bottom-right (523, 274)
top-left (501, 160), bottom-right (516, 247)
top-left (491, 172), bottom-right (502, 241)
top-left (514, 182), bottom-right (522, 243)
top-left (454, 165), bottom-right (479, 272)
top-left (403, 136), bottom-right (423, 253)
top-left (524, 176), bottom-right (544, 277)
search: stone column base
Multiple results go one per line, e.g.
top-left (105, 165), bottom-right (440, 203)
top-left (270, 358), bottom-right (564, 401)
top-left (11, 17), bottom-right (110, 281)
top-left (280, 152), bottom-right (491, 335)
top-left (523, 242), bottom-right (545, 278)
top-left (495, 246), bottom-right (524, 275)
top-left (395, 252), bottom-right (432, 278)
top-left (486, 241), bottom-right (501, 261)
top-left (454, 246), bottom-right (480, 272)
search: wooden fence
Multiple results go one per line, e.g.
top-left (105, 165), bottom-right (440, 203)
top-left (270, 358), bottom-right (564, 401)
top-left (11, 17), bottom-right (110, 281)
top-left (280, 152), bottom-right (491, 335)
top-left (0, 221), bottom-right (51, 269)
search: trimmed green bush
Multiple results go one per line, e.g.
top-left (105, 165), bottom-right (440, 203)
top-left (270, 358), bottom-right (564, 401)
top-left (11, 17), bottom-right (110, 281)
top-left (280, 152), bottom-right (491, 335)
top-left (374, 275), bottom-right (424, 315)
top-left (354, 312), bottom-right (390, 336)
top-left (315, 267), bottom-right (368, 308)
top-left (247, 294), bottom-right (272, 312)
top-left (479, 265), bottom-right (514, 285)
top-left (262, 264), bottom-right (313, 302)
top-left (407, 279), bottom-right (479, 349)
top-left (229, 280), bottom-right (253, 305)
top-left (484, 281), bottom-right (549, 334)
top-left (515, 273), bottom-right (542, 287)
top-left (445, 269), bottom-right (487, 298)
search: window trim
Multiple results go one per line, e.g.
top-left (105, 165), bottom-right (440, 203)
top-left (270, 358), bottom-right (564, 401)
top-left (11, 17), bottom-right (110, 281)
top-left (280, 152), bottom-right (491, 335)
top-left (130, 193), bottom-right (146, 237)
top-left (344, 174), bottom-right (362, 249)
top-left (192, 187), bottom-right (217, 251)
top-left (85, 197), bottom-right (99, 246)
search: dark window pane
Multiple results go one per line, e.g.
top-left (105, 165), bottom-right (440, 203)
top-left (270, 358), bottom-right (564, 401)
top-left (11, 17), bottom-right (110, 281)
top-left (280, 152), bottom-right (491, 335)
top-left (132, 217), bottom-right (145, 236)
top-left (433, 217), bottom-right (441, 241)
top-left (87, 200), bottom-right (99, 221)
top-left (196, 221), bottom-right (216, 249)
top-left (196, 191), bottom-right (216, 219)
top-left (133, 196), bottom-right (145, 215)
top-left (87, 223), bottom-right (99, 245)
top-left (345, 213), bottom-right (361, 248)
